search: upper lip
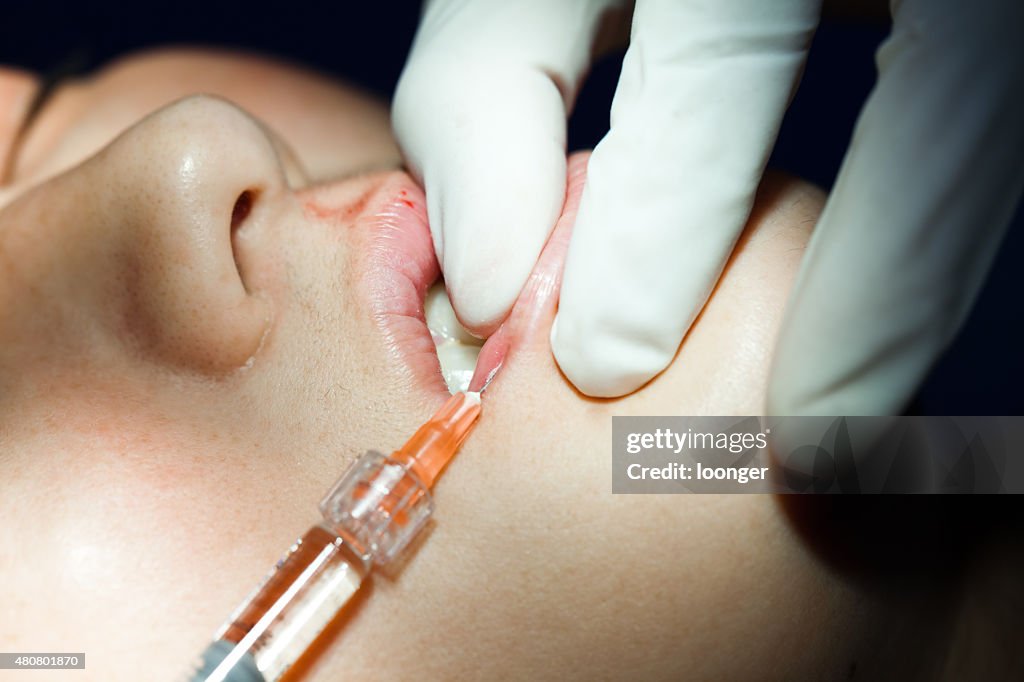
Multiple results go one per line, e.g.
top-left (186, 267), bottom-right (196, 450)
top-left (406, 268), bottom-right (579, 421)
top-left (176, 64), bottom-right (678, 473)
top-left (341, 172), bottom-right (451, 401)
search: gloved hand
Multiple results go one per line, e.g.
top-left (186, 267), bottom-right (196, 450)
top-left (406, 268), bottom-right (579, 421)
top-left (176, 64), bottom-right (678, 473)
top-left (394, 0), bottom-right (1024, 415)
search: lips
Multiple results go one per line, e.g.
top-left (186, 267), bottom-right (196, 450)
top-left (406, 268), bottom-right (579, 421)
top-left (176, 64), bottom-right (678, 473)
top-left (469, 153), bottom-right (588, 392)
top-left (345, 153), bottom-right (589, 405)
top-left (350, 171), bottom-right (510, 403)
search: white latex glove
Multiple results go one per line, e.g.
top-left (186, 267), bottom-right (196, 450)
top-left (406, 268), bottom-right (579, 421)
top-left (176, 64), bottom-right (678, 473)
top-left (769, 0), bottom-right (1024, 415)
top-left (395, 0), bottom-right (1024, 413)
top-left (395, 0), bottom-right (816, 373)
top-left (394, 0), bottom-right (629, 335)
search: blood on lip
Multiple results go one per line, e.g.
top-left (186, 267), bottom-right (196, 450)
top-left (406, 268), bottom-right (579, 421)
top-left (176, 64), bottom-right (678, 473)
top-left (398, 188), bottom-right (416, 210)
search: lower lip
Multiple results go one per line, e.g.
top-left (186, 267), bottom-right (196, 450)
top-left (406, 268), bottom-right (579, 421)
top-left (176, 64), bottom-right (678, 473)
top-left (469, 336), bottom-right (508, 393)
top-left (466, 244), bottom-right (562, 394)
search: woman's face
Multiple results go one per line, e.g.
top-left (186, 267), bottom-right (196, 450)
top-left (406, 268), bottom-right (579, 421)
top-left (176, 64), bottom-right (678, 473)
top-left (0, 50), bottom-right (941, 681)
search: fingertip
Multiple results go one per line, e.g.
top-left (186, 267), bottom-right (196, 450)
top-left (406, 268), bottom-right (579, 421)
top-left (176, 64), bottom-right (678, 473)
top-left (444, 242), bottom-right (532, 335)
top-left (444, 264), bottom-right (519, 338)
top-left (434, 155), bottom-right (566, 337)
top-left (550, 312), bottom-right (669, 398)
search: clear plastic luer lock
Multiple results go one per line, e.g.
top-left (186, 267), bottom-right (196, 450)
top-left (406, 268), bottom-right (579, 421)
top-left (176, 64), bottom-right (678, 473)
top-left (319, 450), bottom-right (435, 566)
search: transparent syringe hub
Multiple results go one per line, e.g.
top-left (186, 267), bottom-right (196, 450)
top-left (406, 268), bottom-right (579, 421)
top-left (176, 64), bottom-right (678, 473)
top-left (319, 450), bottom-right (434, 566)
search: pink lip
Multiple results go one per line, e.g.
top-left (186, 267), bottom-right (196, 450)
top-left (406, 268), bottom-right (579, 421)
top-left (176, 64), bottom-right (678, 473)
top-left (299, 153), bottom-right (588, 405)
top-left (301, 173), bottom-right (448, 401)
top-left (361, 176), bottom-right (453, 399)
top-left (468, 152), bottom-right (589, 393)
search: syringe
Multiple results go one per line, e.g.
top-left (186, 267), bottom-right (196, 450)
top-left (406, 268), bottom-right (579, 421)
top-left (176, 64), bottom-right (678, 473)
top-left (188, 391), bottom-right (482, 681)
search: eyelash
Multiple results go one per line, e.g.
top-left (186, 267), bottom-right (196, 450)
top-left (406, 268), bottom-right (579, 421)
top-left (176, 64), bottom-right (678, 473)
top-left (3, 50), bottom-right (95, 183)
top-left (2, 73), bottom-right (64, 184)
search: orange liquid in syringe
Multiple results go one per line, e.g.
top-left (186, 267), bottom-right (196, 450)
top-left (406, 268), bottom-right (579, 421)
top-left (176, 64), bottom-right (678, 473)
top-left (217, 525), bottom-right (369, 679)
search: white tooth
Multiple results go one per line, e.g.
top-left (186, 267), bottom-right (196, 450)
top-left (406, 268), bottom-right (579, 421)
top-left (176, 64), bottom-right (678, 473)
top-left (436, 341), bottom-right (481, 394)
top-left (425, 281), bottom-right (484, 346)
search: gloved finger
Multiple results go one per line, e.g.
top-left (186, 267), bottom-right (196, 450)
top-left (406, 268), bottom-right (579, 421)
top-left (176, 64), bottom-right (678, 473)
top-left (768, 0), bottom-right (1024, 416)
top-left (551, 0), bottom-right (819, 397)
top-left (393, 0), bottom-right (626, 335)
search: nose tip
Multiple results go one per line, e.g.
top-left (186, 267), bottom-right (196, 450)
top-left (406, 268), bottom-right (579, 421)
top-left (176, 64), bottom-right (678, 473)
top-left (118, 94), bottom-right (290, 216)
top-left (92, 95), bottom-right (284, 370)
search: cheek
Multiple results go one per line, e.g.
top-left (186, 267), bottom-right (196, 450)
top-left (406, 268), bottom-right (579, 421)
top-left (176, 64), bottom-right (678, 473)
top-left (633, 179), bottom-right (820, 415)
top-left (0, 413), bottom-right (317, 673)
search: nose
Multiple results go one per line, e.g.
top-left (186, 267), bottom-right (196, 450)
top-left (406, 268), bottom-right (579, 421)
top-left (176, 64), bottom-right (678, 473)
top-left (3, 96), bottom-right (286, 372)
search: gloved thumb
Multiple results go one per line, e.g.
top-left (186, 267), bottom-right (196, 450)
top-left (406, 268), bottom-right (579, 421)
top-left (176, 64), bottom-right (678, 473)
top-left (392, 0), bottom-right (627, 334)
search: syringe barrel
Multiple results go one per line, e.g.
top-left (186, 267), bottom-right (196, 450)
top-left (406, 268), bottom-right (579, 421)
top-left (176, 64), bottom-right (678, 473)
top-left (191, 524), bottom-right (368, 682)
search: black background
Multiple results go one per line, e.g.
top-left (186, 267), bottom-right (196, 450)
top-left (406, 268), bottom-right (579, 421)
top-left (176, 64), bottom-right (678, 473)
top-left (3, 1), bottom-right (1022, 413)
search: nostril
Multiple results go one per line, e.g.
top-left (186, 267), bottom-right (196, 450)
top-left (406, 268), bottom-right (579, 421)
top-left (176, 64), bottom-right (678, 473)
top-left (230, 189), bottom-right (259, 291)
top-left (231, 189), bottom-right (257, 232)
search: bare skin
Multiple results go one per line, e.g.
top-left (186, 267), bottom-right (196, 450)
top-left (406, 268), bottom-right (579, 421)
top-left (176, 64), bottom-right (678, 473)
top-left (0, 49), bottom-right (957, 680)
